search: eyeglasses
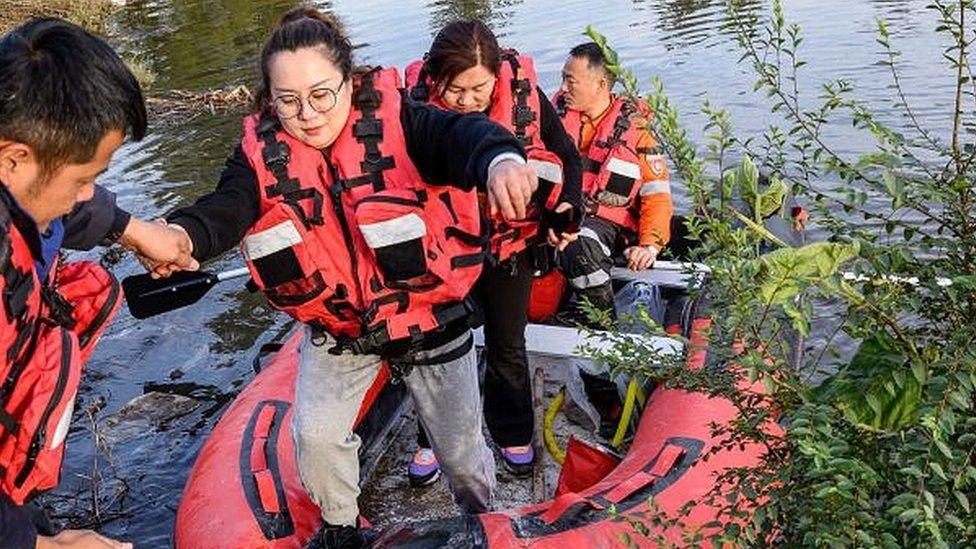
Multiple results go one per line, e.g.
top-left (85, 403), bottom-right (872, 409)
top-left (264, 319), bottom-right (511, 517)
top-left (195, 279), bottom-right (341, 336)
top-left (272, 80), bottom-right (345, 119)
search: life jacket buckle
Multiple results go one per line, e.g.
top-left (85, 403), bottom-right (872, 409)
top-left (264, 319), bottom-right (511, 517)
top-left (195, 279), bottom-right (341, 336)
top-left (40, 287), bottom-right (75, 329)
top-left (262, 140), bottom-right (290, 168)
top-left (353, 118), bottom-right (383, 139)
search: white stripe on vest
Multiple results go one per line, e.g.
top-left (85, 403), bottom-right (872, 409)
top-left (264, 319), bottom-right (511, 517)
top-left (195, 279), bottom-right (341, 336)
top-left (242, 220), bottom-right (303, 261)
top-left (359, 213), bottom-right (427, 249)
top-left (640, 180), bottom-right (671, 196)
top-left (528, 159), bottom-right (563, 183)
top-left (605, 157), bottom-right (641, 180)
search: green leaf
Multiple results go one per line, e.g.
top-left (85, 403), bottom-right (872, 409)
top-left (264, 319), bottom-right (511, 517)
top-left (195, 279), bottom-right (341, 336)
top-left (818, 332), bottom-right (920, 432)
top-left (899, 508), bottom-right (923, 522)
top-left (751, 241), bottom-right (860, 306)
top-left (757, 177), bottom-right (789, 219)
top-left (955, 491), bottom-right (971, 513)
top-left (935, 440), bottom-right (954, 460)
top-left (737, 156), bottom-right (760, 207)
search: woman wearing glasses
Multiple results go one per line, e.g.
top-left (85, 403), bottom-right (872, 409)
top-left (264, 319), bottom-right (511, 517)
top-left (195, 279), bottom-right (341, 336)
top-left (153, 7), bottom-right (538, 547)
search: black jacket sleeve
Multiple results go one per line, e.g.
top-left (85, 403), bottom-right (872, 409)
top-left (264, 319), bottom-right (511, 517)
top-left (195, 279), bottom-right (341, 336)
top-left (166, 145), bottom-right (260, 262)
top-left (536, 86), bottom-right (583, 212)
top-left (61, 184), bottom-right (132, 251)
top-left (399, 93), bottom-right (525, 191)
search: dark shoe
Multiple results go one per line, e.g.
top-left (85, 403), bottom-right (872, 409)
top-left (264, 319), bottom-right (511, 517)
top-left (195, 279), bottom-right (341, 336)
top-left (305, 523), bottom-right (375, 549)
top-left (407, 447), bottom-right (441, 487)
top-left (500, 444), bottom-right (535, 477)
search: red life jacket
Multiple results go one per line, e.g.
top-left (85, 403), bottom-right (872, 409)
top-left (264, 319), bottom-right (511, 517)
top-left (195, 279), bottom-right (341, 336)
top-left (554, 93), bottom-right (650, 233)
top-left (0, 201), bottom-right (121, 505)
top-left (239, 67), bottom-right (484, 355)
top-left (405, 51), bottom-right (563, 262)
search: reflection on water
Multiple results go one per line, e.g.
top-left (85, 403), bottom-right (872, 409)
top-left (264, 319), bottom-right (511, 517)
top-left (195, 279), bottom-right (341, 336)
top-left (427, 0), bottom-right (522, 33)
top-left (50, 0), bottom-right (948, 544)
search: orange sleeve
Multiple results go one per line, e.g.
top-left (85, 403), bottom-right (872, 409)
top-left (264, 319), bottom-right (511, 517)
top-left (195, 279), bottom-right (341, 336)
top-left (635, 130), bottom-right (673, 250)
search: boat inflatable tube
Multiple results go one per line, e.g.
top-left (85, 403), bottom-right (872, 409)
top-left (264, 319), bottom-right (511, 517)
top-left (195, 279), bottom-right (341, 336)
top-left (175, 312), bottom-right (781, 547)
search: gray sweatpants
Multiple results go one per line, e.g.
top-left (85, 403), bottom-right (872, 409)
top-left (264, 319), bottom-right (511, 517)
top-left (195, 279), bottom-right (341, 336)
top-left (292, 326), bottom-right (496, 526)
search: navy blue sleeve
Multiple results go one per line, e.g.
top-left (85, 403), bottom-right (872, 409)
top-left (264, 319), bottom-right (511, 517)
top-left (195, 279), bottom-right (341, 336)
top-left (399, 92), bottom-right (525, 191)
top-left (61, 184), bottom-right (131, 251)
top-left (0, 494), bottom-right (43, 549)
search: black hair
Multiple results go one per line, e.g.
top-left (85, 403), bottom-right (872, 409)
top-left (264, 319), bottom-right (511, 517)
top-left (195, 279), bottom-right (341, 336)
top-left (255, 6), bottom-right (354, 111)
top-left (0, 18), bottom-right (147, 176)
top-left (569, 42), bottom-right (616, 87)
top-left (425, 20), bottom-right (501, 96)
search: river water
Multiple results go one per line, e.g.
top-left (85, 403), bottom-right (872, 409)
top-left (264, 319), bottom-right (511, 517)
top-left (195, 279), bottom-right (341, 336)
top-left (44, 0), bottom-right (956, 545)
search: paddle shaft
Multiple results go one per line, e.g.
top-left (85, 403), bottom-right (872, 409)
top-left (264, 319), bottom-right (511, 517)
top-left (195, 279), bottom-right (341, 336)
top-left (216, 267), bottom-right (251, 282)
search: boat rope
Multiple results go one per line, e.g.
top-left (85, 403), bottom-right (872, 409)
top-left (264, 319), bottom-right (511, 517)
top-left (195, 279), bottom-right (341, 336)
top-left (544, 388), bottom-right (566, 464)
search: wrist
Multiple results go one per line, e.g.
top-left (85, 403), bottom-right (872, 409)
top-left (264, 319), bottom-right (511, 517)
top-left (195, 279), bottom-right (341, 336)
top-left (168, 222), bottom-right (193, 254)
top-left (117, 216), bottom-right (145, 250)
top-left (487, 152), bottom-right (526, 178)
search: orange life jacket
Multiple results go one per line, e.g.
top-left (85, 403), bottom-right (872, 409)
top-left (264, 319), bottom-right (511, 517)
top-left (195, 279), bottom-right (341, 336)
top-left (405, 51), bottom-right (563, 262)
top-left (239, 68), bottom-right (484, 355)
top-left (0, 198), bottom-right (121, 505)
top-left (555, 93), bottom-right (649, 233)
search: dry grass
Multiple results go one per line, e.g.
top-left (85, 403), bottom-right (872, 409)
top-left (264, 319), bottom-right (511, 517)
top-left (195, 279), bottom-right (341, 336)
top-left (1, 1), bottom-right (248, 124)
top-left (0, 0), bottom-right (115, 35)
top-left (147, 85), bottom-right (254, 122)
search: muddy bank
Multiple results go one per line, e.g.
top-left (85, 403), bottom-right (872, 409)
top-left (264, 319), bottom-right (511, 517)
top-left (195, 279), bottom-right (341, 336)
top-left (1, 1), bottom-right (251, 119)
top-left (0, 0), bottom-right (114, 34)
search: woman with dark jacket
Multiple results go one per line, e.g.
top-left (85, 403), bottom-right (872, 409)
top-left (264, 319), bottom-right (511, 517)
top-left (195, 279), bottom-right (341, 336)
top-left (152, 8), bottom-right (541, 548)
top-left (403, 19), bottom-right (583, 483)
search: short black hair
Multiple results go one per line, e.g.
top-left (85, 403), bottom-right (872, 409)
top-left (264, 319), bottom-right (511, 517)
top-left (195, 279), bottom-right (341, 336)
top-left (569, 42), bottom-right (615, 87)
top-left (0, 18), bottom-right (147, 176)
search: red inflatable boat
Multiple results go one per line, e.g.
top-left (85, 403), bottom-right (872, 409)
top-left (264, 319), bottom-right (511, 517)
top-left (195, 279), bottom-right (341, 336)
top-left (175, 265), bottom-right (779, 547)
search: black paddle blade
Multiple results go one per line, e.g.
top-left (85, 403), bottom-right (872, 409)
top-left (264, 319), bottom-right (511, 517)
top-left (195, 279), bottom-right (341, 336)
top-left (123, 270), bottom-right (220, 319)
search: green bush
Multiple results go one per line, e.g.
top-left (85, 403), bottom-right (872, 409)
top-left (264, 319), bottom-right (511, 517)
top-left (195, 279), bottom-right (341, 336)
top-left (587, 0), bottom-right (976, 545)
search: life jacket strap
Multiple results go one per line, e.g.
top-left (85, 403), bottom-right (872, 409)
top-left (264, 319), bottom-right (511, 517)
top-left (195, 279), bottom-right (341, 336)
top-left (256, 114), bottom-right (325, 225)
top-left (352, 70), bottom-right (395, 192)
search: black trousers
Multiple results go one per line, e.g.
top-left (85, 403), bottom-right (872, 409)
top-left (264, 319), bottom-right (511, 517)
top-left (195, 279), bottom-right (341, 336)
top-left (559, 216), bottom-right (629, 420)
top-left (418, 251), bottom-right (534, 448)
top-left (559, 216), bottom-right (630, 318)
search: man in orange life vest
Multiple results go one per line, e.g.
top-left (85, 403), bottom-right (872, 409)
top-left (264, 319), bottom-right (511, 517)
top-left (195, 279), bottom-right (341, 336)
top-left (0, 18), bottom-right (197, 549)
top-left (554, 42), bottom-right (673, 322)
top-left (554, 42), bottom-right (673, 430)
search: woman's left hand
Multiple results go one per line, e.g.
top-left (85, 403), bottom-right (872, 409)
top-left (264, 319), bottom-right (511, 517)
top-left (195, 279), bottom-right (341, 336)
top-left (546, 202), bottom-right (579, 251)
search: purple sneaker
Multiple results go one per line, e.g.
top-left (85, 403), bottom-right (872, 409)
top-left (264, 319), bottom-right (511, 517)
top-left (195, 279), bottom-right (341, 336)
top-left (500, 444), bottom-right (535, 477)
top-left (407, 448), bottom-right (441, 487)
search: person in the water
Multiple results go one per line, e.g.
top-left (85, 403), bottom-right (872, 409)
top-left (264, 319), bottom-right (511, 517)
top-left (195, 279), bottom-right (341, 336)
top-left (152, 7), bottom-right (540, 548)
top-left (0, 17), bottom-right (197, 549)
top-left (403, 19), bottom-right (583, 484)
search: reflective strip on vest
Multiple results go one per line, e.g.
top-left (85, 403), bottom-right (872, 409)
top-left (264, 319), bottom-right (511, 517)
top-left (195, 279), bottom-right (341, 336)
top-left (579, 226), bottom-right (612, 258)
top-left (605, 157), bottom-right (641, 180)
top-left (640, 180), bottom-right (671, 196)
top-left (50, 396), bottom-right (75, 450)
top-left (528, 158), bottom-right (563, 184)
top-left (359, 213), bottom-right (426, 249)
top-left (242, 221), bottom-right (303, 261)
top-left (570, 269), bottom-right (611, 289)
